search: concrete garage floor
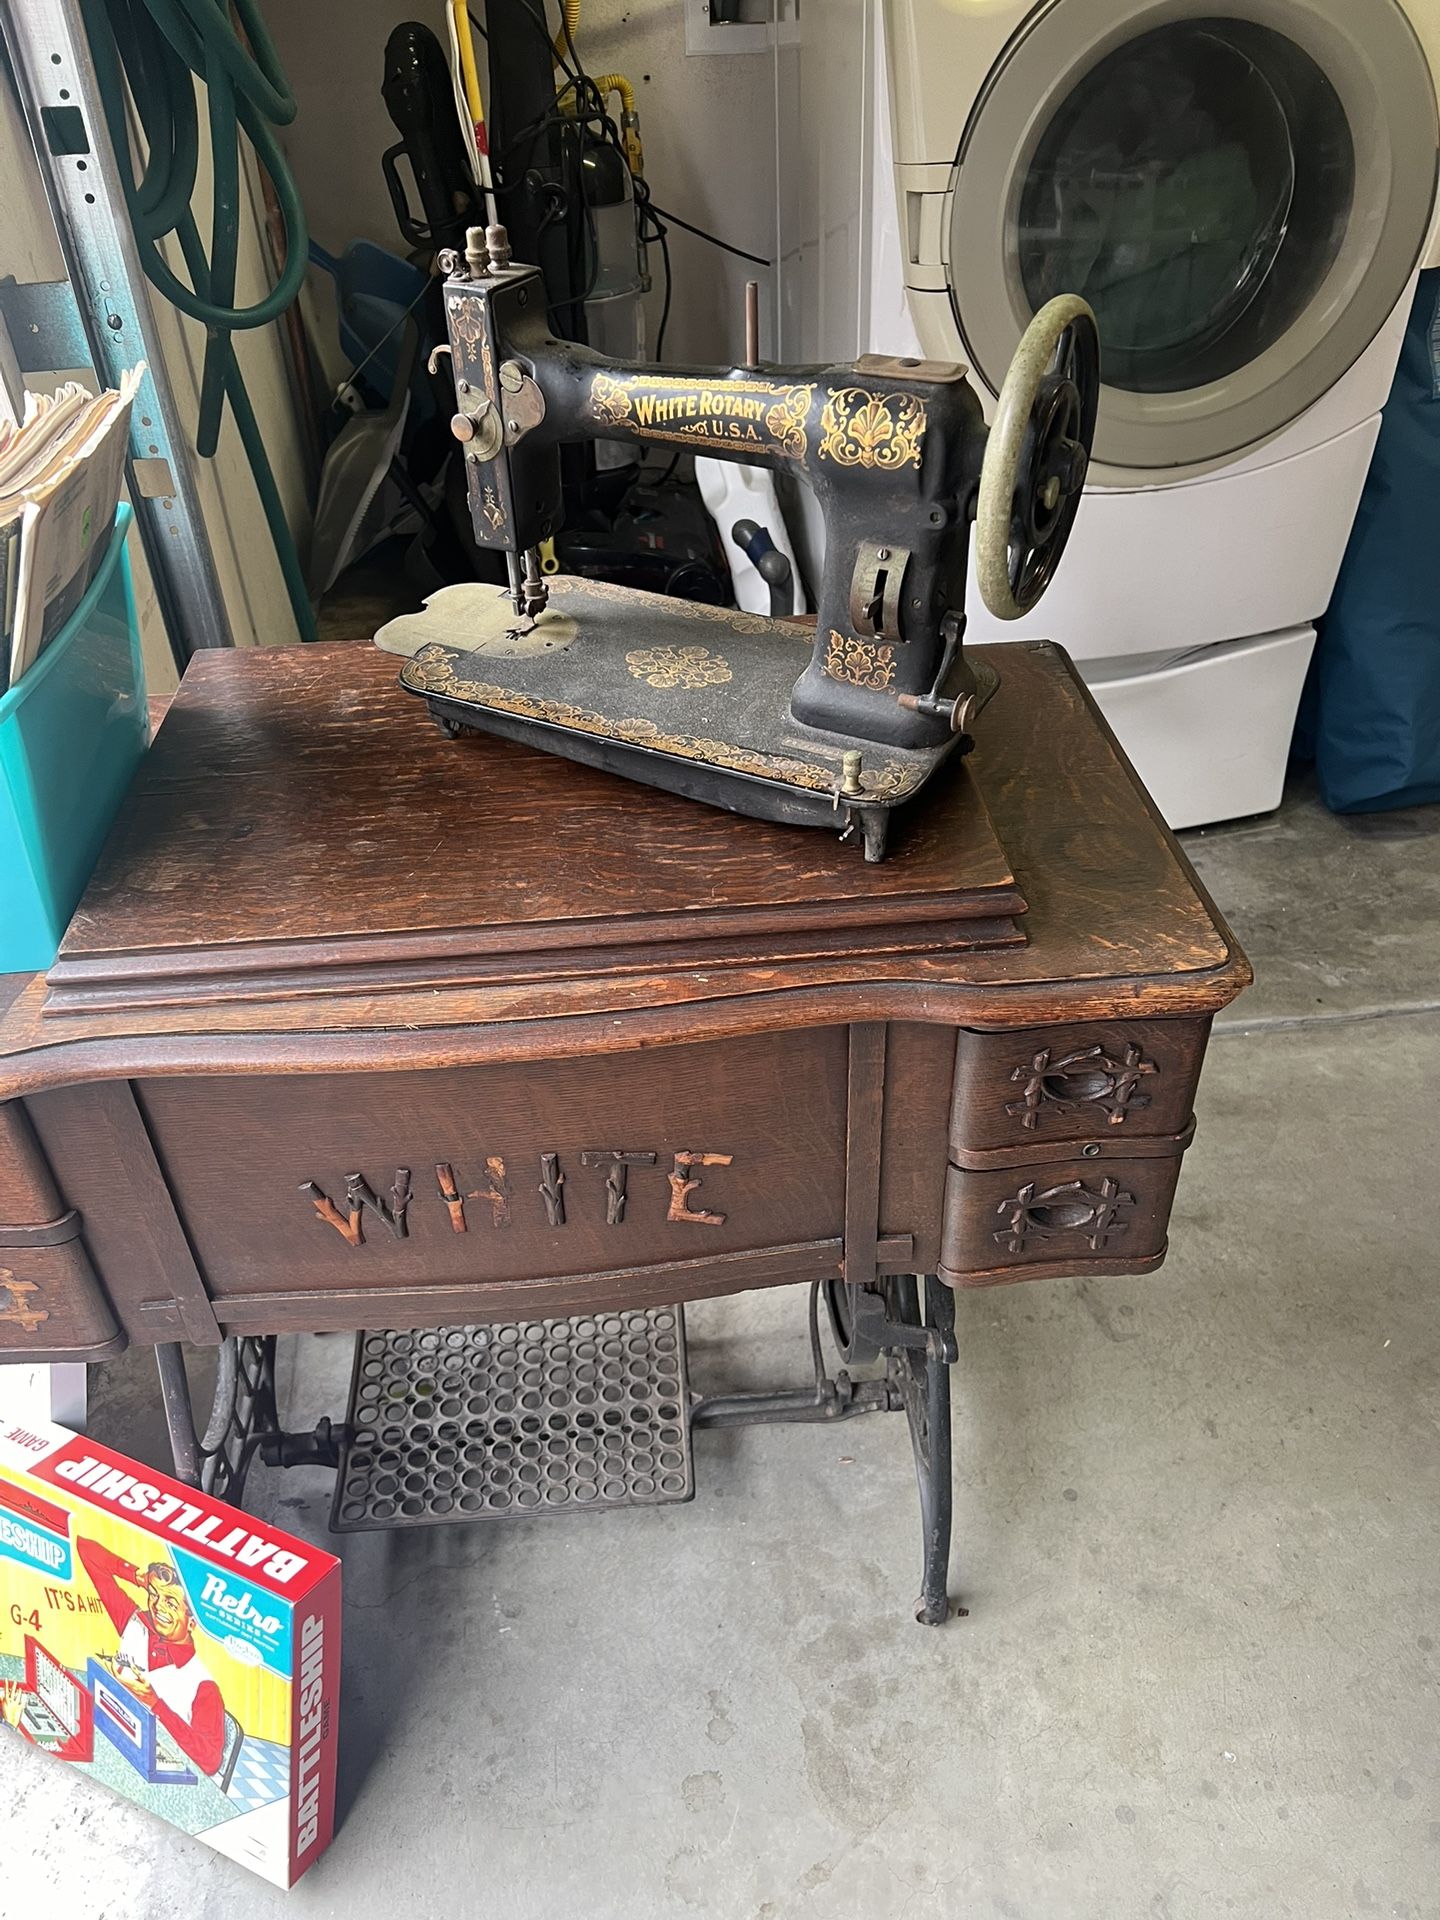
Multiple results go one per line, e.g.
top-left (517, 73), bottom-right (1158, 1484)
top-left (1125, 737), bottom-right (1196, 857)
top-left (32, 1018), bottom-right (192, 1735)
top-left (3, 777), bottom-right (1438, 1920)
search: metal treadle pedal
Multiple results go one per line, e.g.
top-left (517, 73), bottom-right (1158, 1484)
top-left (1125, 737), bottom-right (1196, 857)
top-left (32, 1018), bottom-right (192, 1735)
top-left (330, 1308), bottom-right (693, 1532)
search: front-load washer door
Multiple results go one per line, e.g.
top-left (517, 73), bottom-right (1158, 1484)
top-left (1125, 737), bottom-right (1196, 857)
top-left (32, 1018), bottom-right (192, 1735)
top-left (948, 0), bottom-right (1439, 469)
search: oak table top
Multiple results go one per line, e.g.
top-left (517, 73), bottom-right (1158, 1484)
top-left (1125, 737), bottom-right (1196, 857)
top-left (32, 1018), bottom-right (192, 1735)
top-left (0, 638), bottom-right (1249, 1093)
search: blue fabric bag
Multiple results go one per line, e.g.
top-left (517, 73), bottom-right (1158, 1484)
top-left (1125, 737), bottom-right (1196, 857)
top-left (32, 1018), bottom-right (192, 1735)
top-left (1296, 269), bottom-right (1440, 811)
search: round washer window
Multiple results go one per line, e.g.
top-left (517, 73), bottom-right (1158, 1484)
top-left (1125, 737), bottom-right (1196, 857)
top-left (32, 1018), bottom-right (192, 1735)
top-left (1017, 19), bottom-right (1355, 394)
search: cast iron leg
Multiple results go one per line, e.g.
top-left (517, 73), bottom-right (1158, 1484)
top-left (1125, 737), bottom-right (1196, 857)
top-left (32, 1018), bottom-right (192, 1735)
top-left (154, 1342), bottom-right (202, 1487)
top-left (911, 1282), bottom-right (954, 1626)
top-left (154, 1338), bottom-right (275, 1499)
top-left (887, 1275), bottom-right (958, 1625)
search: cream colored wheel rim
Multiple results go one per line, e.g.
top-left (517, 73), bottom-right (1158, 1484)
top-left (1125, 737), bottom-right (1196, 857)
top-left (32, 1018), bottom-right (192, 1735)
top-left (975, 294), bottom-right (1097, 622)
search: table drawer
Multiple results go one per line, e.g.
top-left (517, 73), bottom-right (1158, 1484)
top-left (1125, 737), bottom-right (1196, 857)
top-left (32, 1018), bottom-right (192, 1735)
top-left (950, 1016), bottom-right (1209, 1158)
top-left (0, 1236), bottom-right (123, 1362)
top-left (0, 1099), bottom-right (125, 1363)
top-left (939, 1140), bottom-right (1187, 1287)
top-left (132, 1028), bottom-right (873, 1330)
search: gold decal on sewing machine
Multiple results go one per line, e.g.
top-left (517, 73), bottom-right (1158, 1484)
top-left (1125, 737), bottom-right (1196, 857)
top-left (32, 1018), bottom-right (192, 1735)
top-left (403, 648), bottom-right (920, 801)
top-left (481, 484), bottom-right (505, 532)
top-left (667, 1152), bottom-right (733, 1226)
top-left (625, 645), bottom-right (733, 690)
top-left (448, 298), bottom-right (483, 354)
top-left (818, 388), bottom-right (926, 470)
top-left (591, 372), bottom-right (812, 458)
top-left (0, 1271), bottom-right (49, 1336)
top-left (824, 630), bottom-right (896, 690)
top-left (301, 1171), bottom-right (412, 1247)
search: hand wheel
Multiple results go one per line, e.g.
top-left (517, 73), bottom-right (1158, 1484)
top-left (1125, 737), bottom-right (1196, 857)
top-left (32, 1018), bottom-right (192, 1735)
top-left (974, 294), bottom-right (1100, 622)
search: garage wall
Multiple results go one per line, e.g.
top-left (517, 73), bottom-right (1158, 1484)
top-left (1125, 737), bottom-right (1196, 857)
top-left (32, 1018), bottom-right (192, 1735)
top-left (3, 0), bottom-right (791, 685)
top-left (775, 0), bottom-right (873, 365)
top-left (266, 0), bottom-right (780, 368)
top-left (0, 63), bottom-right (312, 684)
top-left (141, 101), bottom-right (314, 657)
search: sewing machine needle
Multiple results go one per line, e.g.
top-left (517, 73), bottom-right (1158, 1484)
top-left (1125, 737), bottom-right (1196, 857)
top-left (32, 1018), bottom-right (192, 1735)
top-left (522, 546), bottom-right (549, 619)
top-left (505, 550), bottom-right (526, 619)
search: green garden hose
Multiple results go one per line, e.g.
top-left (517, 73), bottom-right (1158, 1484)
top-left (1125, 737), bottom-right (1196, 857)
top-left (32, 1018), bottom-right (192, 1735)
top-left (81, 0), bottom-right (316, 640)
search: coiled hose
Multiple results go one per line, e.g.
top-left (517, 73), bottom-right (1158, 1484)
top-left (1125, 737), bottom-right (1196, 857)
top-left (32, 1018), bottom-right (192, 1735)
top-left (81, 0), bottom-right (316, 640)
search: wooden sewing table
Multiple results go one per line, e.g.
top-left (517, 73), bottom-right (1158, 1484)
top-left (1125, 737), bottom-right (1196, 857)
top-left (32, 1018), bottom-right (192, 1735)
top-left (0, 637), bottom-right (1248, 1621)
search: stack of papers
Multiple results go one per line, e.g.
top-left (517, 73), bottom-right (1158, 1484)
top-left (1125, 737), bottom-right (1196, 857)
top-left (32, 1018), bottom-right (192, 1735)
top-left (0, 365), bottom-right (143, 694)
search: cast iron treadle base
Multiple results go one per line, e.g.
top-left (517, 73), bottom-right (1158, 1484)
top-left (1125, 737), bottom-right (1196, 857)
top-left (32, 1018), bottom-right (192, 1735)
top-left (330, 1309), bottom-right (694, 1532)
top-left (154, 1336), bottom-right (278, 1498)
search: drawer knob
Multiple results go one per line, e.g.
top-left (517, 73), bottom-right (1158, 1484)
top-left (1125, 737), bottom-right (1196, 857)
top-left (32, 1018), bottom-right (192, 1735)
top-left (1006, 1042), bottom-right (1157, 1130)
top-left (994, 1177), bottom-right (1134, 1255)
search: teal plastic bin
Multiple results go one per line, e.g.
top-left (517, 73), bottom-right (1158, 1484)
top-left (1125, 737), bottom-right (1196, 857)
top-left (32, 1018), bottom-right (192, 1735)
top-left (0, 502), bottom-right (148, 973)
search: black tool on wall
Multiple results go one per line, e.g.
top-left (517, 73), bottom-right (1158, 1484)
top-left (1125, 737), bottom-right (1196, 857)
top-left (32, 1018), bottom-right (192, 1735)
top-left (483, 0), bottom-right (592, 343)
top-left (381, 22), bottom-right (483, 258)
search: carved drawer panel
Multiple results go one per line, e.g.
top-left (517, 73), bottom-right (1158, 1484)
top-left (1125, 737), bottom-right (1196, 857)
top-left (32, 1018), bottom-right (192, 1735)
top-left (134, 1028), bottom-right (862, 1329)
top-left (0, 1238), bottom-right (124, 1362)
top-left (949, 1016), bottom-right (1210, 1160)
top-left (939, 1146), bottom-right (1186, 1288)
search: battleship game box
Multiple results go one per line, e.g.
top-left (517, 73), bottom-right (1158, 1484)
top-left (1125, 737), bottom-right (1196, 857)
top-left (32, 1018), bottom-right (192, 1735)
top-left (0, 1414), bottom-right (340, 1887)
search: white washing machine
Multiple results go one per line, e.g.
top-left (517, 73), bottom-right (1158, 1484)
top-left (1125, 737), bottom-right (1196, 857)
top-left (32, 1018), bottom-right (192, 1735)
top-left (882, 0), bottom-right (1440, 826)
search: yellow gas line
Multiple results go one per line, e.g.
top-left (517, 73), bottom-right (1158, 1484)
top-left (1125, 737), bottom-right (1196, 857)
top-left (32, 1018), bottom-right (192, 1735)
top-left (551, 2), bottom-right (644, 175)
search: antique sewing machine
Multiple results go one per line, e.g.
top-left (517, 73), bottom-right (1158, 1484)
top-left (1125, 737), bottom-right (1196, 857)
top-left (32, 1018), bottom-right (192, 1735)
top-left (0, 223), bottom-right (1251, 1635)
top-left (381, 223), bottom-right (1099, 858)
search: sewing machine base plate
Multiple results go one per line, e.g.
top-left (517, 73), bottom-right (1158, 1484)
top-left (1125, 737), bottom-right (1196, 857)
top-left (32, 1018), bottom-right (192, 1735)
top-left (383, 579), bottom-right (991, 859)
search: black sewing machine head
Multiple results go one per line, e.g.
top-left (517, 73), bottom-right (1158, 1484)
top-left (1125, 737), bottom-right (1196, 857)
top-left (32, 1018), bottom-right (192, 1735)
top-left (384, 222), bottom-right (1098, 859)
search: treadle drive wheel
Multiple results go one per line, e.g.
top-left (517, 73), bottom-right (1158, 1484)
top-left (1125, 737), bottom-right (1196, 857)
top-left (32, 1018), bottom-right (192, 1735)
top-left (823, 1277), bottom-right (884, 1366)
